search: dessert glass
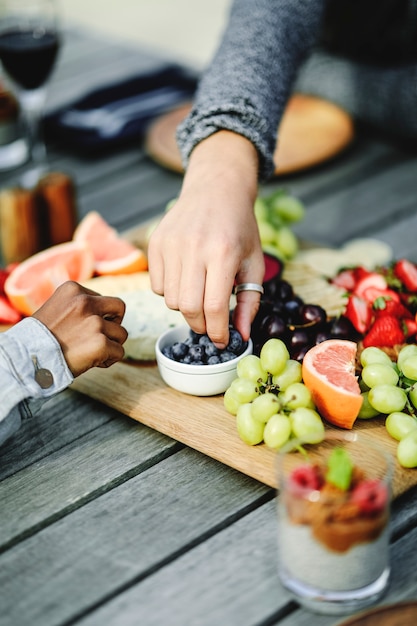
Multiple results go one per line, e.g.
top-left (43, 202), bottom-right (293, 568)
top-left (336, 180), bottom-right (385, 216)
top-left (277, 431), bottom-right (392, 615)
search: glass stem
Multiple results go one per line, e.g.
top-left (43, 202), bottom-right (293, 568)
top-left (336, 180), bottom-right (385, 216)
top-left (19, 88), bottom-right (47, 186)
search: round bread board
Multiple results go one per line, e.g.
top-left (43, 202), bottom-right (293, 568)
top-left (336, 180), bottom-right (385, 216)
top-left (145, 94), bottom-right (355, 176)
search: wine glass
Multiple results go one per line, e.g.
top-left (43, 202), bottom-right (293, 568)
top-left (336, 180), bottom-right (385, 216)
top-left (0, 0), bottom-right (60, 187)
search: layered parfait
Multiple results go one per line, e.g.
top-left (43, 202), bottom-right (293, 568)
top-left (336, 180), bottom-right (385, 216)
top-left (278, 438), bottom-right (391, 611)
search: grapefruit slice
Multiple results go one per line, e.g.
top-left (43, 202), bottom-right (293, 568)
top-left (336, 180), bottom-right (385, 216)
top-left (302, 339), bottom-right (363, 429)
top-left (4, 241), bottom-right (95, 316)
top-left (73, 211), bottom-right (148, 275)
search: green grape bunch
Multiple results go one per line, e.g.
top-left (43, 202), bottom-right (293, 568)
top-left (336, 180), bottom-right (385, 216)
top-left (224, 338), bottom-right (325, 449)
top-left (254, 189), bottom-right (305, 261)
top-left (357, 345), bottom-right (417, 468)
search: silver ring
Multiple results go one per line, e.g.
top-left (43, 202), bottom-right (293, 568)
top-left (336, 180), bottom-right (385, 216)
top-left (234, 282), bottom-right (264, 295)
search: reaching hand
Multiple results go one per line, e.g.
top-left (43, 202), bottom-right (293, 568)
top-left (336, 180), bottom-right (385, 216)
top-left (32, 281), bottom-right (128, 377)
top-left (148, 131), bottom-right (265, 348)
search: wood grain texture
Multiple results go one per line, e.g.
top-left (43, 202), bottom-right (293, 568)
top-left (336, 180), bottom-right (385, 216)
top-left (0, 449), bottom-right (268, 626)
top-left (71, 361), bottom-right (417, 498)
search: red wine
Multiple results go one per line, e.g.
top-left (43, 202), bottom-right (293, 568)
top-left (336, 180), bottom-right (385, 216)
top-left (0, 29), bottom-right (60, 90)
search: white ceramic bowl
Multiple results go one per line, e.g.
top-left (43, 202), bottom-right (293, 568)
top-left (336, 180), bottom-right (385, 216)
top-left (155, 325), bottom-right (253, 396)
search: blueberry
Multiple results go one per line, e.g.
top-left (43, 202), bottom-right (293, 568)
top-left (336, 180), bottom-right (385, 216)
top-left (171, 341), bottom-right (189, 361)
top-left (162, 346), bottom-right (173, 359)
top-left (189, 344), bottom-right (205, 362)
top-left (204, 341), bottom-right (220, 358)
top-left (219, 350), bottom-right (236, 363)
top-left (189, 330), bottom-right (204, 344)
top-left (227, 329), bottom-right (244, 354)
top-left (207, 355), bottom-right (221, 365)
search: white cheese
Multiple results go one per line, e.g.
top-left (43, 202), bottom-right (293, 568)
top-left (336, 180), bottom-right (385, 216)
top-left (119, 289), bottom-right (184, 361)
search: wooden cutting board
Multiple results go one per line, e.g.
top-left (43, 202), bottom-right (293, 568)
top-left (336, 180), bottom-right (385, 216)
top-left (145, 94), bottom-right (355, 176)
top-left (71, 360), bottom-right (417, 498)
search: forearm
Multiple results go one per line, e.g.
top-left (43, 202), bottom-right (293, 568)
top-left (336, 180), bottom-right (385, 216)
top-left (177, 0), bottom-right (325, 180)
top-left (0, 317), bottom-right (73, 446)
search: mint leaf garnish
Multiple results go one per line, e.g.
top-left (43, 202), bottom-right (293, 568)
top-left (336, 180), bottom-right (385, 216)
top-left (325, 447), bottom-right (353, 491)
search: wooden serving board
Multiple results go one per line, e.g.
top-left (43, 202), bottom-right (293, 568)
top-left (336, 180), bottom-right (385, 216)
top-left (71, 360), bottom-right (417, 498)
top-left (145, 94), bottom-right (355, 176)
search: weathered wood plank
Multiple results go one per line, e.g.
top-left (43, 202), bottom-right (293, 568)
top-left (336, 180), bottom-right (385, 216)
top-left (47, 491), bottom-right (417, 626)
top-left (292, 155), bottom-right (417, 248)
top-left (0, 390), bottom-right (115, 480)
top-left (0, 449), bottom-right (270, 626)
top-left (0, 416), bottom-right (180, 552)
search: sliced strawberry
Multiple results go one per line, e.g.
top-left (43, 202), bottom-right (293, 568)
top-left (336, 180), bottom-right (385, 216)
top-left (394, 259), bottom-right (417, 292)
top-left (345, 294), bottom-right (373, 333)
top-left (362, 286), bottom-right (400, 306)
top-left (363, 315), bottom-right (405, 348)
top-left (354, 273), bottom-right (388, 299)
top-left (0, 295), bottom-right (22, 324)
top-left (373, 297), bottom-right (412, 319)
top-left (351, 479), bottom-right (388, 516)
top-left (403, 318), bottom-right (417, 338)
top-left (331, 269), bottom-right (357, 291)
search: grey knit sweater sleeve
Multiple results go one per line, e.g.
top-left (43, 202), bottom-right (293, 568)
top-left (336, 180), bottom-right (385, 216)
top-left (176, 0), bottom-right (325, 181)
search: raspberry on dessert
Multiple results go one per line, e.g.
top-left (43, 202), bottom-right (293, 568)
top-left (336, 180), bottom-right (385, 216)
top-left (350, 479), bottom-right (388, 516)
top-left (288, 463), bottom-right (324, 495)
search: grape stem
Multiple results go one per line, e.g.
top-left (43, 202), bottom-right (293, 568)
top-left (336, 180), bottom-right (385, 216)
top-left (257, 373), bottom-right (281, 396)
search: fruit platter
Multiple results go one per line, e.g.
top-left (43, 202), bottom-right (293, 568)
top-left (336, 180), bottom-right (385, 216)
top-left (3, 190), bottom-right (417, 498)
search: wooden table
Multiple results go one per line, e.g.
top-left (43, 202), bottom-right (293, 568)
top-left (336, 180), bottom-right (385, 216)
top-left (2, 28), bottom-right (417, 626)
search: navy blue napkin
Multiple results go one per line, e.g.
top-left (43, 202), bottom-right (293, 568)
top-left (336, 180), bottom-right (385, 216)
top-left (45, 64), bottom-right (197, 151)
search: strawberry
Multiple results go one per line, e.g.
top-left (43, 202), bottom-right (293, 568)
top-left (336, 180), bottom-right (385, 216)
top-left (361, 286), bottom-right (400, 306)
top-left (394, 259), bottom-right (417, 292)
top-left (0, 295), bottom-right (22, 324)
top-left (0, 269), bottom-right (8, 296)
top-left (345, 294), bottom-right (372, 333)
top-left (351, 479), bottom-right (388, 516)
top-left (354, 273), bottom-right (388, 299)
top-left (331, 269), bottom-right (357, 291)
top-left (404, 318), bottom-right (417, 338)
top-left (373, 296), bottom-right (412, 320)
top-left (362, 315), bottom-right (405, 348)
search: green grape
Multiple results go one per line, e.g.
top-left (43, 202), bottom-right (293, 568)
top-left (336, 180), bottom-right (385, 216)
top-left (258, 220), bottom-right (277, 246)
top-left (272, 359), bottom-right (302, 391)
top-left (269, 194), bottom-right (305, 223)
top-left (397, 429), bottom-right (417, 468)
top-left (399, 356), bottom-right (417, 381)
top-left (165, 198), bottom-right (177, 212)
top-left (263, 413), bottom-right (292, 449)
top-left (359, 377), bottom-right (370, 392)
top-left (251, 392), bottom-right (281, 423)
top-left (360, 347), bottom-right (395, 369)
top-left (275, 225), bottom-right (298, 259)
top-left (262, 243), bottom-right (285, 261)
top-left (361, 363), bottom-right (399, 388)
top-left (236, 403), bottom-right (265, 445)
top-left (357, 391), bottom-right (380, 419)
top-left (408, 385), bottom-right (417, 409)
top-left (368, 384), bottom-right (407, 414)
top-left (385, 412), bottom-right (417, 441)
top-left (260, 338), bottom-right (289, 376)
top-left (228, 377), bottom-right (259, 404)
top-left (237, 355), bottom-right (268, 384)
top-left (254, 197), bottom-right (269, 222)
top-left (223, 388), bottom-right (241, 416)
top-left (397, 344), bottom-right (417, 371)
top-left (290, 407), bottom-right (325, 444)
top-left (279, 382), bottom-right (314, 410)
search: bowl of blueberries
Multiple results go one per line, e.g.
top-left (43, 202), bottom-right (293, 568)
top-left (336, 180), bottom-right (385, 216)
top-left (155, 324), bottom-right (253, 396)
